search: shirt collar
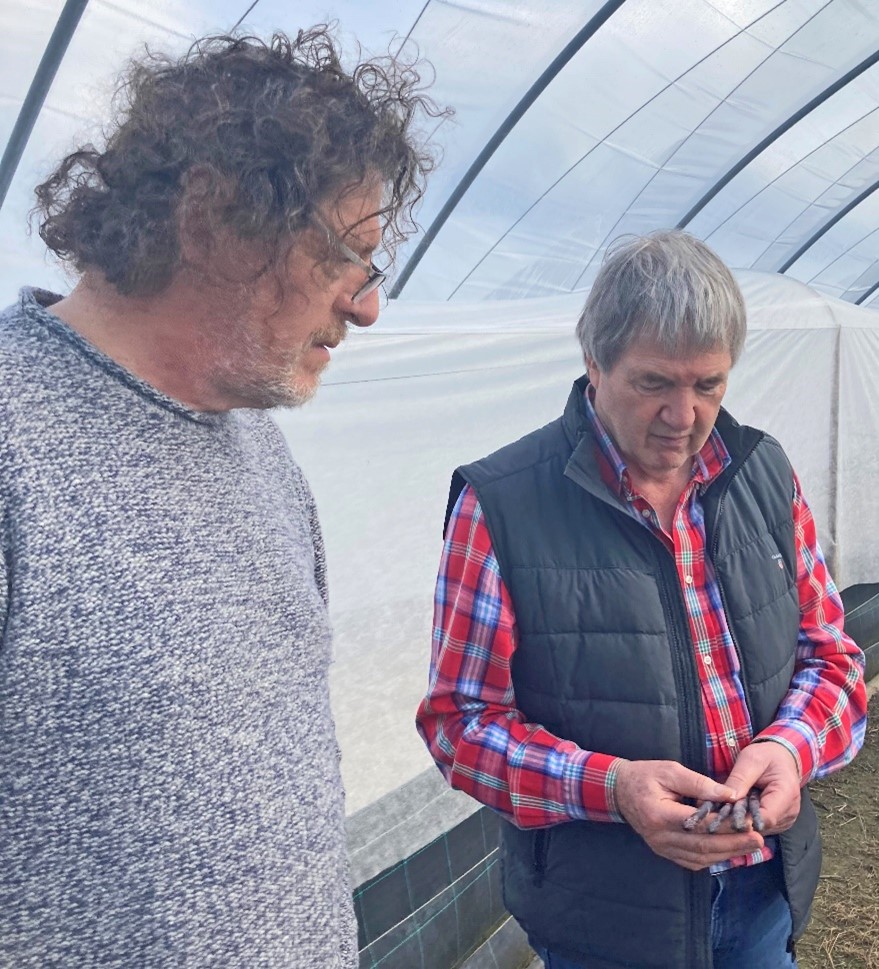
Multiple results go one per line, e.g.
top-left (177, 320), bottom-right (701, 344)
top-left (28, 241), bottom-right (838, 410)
top-left (582, 384), bottom-right (730, 501)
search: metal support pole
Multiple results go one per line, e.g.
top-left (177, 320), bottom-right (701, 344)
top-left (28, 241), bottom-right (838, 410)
top-left (0, 0), bottom-right (91, 212)
top-left (677, 49), bottom-right (879, 231)
top-left (389, 0), bottom-right (628, 298)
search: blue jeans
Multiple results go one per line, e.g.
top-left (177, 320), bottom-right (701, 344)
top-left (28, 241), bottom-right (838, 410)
top-left (534, 855), bottom-right (798, 969)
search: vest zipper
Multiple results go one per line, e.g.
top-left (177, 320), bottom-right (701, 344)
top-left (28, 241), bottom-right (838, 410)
top-left (655, 553), bottom-right (708, 775)
top-left (654, 545), bottom-right (712, 969)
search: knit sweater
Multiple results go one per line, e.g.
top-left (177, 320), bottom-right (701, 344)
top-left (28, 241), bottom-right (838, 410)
top-left (0, 289), bottom-right (357, 967)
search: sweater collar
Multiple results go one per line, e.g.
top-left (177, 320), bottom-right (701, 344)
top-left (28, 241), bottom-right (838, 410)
top-left (18, 287), bottom-right (231, 427)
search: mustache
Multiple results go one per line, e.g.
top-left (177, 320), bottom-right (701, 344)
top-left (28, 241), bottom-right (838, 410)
top-left (311, 324), bottom-right (348, 348)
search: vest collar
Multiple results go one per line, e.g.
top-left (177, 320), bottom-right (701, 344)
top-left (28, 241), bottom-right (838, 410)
top-left (561, 375), bottom-right (625, 510)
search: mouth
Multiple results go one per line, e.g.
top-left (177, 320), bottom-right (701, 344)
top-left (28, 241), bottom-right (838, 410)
top-left (652, 434), bottom-right (690, 447)
top-left (312, 327), bottom-right (347, 352)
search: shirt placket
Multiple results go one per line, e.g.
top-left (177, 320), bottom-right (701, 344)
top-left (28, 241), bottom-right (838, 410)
top-left (674, 486), bottom-right (752, 777)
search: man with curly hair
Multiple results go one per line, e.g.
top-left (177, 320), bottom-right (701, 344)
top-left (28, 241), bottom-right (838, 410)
top-left (0, 28), bottom-right (440, 967)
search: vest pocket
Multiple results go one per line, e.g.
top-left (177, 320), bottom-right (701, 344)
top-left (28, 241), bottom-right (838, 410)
top-left (532, 828), bottom-right (551, 885)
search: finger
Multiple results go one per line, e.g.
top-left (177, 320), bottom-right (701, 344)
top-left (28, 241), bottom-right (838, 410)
top-left (723, 744), bottom-right (779, 801)
top-left (751, 787), bottom-right (798, 834)
top-left (747, 790), bottom-right (764, 833)
top-left (723, 764), bottom-right (763, 802)
top-left (683, 800), bottom-right (714, 831)
top-left (672, 829), bottom-right (763, 858)
top-left (708, 801), bottom-right (732, 833)
top-left (652, 830), bottom-right (764, 869)
top-left (671, 765), bottom-right (737, 804)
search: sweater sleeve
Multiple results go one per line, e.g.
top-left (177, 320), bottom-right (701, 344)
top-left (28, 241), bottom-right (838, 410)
top-left (754, 473), bottom-right (867, 783)
top-left (416, 485), bottom-right (624, 828)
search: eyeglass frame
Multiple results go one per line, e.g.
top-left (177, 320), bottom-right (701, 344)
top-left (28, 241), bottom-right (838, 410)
top-left (312, 215), bottom-right (387, 304)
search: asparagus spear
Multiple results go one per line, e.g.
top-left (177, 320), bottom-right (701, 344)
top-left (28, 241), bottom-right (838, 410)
top-left (682, 788), bottom-right (765, 833)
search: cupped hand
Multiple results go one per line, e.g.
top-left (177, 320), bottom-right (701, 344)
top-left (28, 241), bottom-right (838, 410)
top-left (722, 740), bottom-right (801, 837)
top-left (614, 759), bottom-right (764, 871)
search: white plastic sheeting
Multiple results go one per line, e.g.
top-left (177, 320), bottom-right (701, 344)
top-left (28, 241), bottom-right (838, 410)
top-left (409, 0), bottom-right (879, 300)
top-left (277, 270), bottom-right (879, 809)
top-left (4, 1), bottom-right (879, 306)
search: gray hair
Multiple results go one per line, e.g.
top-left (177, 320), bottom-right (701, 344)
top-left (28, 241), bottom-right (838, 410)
top-left (575, 230), bottom-right (747, 371)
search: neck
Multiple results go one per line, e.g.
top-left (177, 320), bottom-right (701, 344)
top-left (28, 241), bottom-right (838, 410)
top-left (49, 274), bottom-right (238, 411)
top-left (627, 463), bottom-right (692, 499)
top-left (629, 468), bottom-right (691, 533)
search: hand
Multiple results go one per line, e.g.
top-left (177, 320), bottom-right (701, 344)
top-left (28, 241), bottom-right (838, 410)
top-left (722, 740), bottom-right (801, 837)
top-left (614, 759), bottom-right (764, 871)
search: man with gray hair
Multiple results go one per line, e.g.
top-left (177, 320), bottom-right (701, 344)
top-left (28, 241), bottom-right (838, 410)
top-left (0, 27), bottom-right (441, 967)
top-left (417, 230), bottom-right (866, 968)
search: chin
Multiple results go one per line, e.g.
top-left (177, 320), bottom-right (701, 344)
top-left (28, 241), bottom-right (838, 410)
top-left (234, 372), bottom-right (320, 410)
top-left (266, 357), bottom-right (325, 406)
top-left (287, 369), bottom-right (324, 405)
top-left (273, 380), bottom-right (319, 409)
top-left (646, 455), bottom-right (692, 477)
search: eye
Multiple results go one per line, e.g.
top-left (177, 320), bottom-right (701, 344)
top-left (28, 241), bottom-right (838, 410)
top-left (697, 381), bottom-right (723, 395)
top-left (638, 379), bottom-right (666, 393)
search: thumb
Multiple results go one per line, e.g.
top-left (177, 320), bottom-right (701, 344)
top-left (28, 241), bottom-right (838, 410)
top-left (673, 764), bottom-right (737, 803)
top-left (724, 761), bottom-right (762, 801)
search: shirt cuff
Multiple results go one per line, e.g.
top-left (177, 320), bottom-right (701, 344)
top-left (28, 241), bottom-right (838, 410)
top-left (568, 752), bottom-right (626, 823)
top-left (752, 727), bottom-right (817, 784)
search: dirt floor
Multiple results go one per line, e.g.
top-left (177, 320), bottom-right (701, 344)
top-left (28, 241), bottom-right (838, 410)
top-left (797, 690), bottom-right (879, 969)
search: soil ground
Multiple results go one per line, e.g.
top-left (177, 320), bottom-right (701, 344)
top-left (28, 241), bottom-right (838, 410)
top-left (798, 690), bottom-right (879, 969)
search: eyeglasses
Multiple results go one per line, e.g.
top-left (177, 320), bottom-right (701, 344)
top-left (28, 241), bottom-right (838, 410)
top-left (313, 216), bottom-right (387, 304)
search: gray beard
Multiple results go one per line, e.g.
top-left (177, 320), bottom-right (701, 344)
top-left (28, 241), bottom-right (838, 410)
top-left (206, 330), bottom-right (326, 410)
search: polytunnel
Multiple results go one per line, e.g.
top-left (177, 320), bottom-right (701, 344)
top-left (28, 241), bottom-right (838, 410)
top-left (2, 3), bottom-right (878, 968)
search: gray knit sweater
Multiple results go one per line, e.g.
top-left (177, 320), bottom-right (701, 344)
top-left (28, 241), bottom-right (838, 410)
top-left (0, 289), bottom-right (357, 967)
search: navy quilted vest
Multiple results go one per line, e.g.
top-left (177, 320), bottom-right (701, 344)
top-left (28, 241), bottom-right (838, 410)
top-left (449, 376), bottom-right (820, 969)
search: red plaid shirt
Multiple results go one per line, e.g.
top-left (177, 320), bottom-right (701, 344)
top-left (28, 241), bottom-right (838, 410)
top-left (416, 389), bottom-right (866, 864)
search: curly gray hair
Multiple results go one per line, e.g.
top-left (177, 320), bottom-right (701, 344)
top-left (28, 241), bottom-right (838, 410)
top-left (34, 27), bottom-right (447, 296)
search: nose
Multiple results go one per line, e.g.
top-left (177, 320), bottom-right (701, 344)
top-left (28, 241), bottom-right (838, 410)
top-left (661, 388), bottom-right (697, 431)
top-left (338, 286), bottom-right (380, 329)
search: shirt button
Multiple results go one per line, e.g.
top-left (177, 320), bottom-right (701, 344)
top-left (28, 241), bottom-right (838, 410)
top-left (641, 508), bottom-right (651, 518)
top-left (702, 655), bottom-right (713, 666)
top-left (684, 574), bottom-right (694, 584)
top-left (726, 735), bottom-right (737, 747)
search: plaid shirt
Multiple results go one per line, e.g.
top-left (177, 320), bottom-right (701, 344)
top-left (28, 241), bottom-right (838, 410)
top-left (416, 389), bottom-right (866, 864)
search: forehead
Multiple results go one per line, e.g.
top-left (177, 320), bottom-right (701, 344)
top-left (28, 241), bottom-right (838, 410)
top-left (615, 340), bottom-right (732, 381)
